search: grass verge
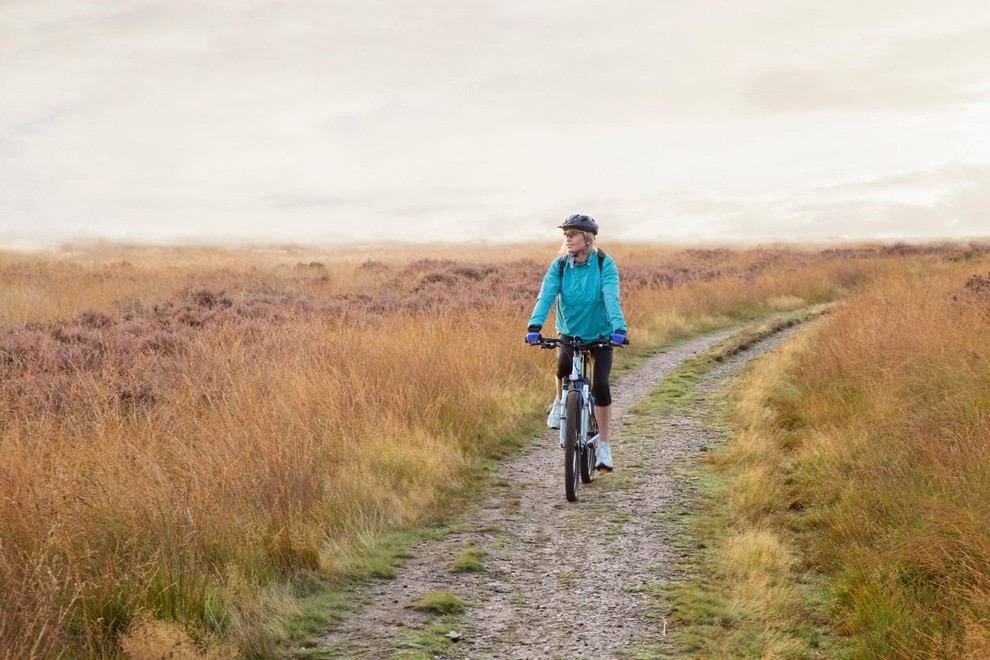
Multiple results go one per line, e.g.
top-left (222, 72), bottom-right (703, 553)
top-left (628, 310), bottom-right (843, 658)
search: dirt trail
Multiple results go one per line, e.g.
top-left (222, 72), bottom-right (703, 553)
top-left (317, 322), bottom-right (800, 658)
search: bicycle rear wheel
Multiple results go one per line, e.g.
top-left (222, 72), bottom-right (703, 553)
top-left (564, 390), bottom-right (581, 502)
top-left (580, 409), bottom-right (598, 484)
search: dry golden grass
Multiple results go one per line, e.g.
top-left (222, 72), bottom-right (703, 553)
top-left (118, 616), bottom-right (238, 659)
top-left (718, 260), bottom-right (990, 658)
top-left (1, 240), bottom-right (986, 656)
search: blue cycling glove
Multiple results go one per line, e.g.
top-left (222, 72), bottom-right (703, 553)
top-left (610, 331), bottom-right (628, 346)
top-left (525, 332), bottom-right (542, 344)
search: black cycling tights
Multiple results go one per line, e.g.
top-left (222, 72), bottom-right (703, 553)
top-left (556, 339), bottom-right (614, 407)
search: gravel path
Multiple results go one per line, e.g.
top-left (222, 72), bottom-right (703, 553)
top-left (316, 322), bottom-right (801, 658)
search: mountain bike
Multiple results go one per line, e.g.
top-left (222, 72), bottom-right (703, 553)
top-left (533, 336), bottom-right (624, 502)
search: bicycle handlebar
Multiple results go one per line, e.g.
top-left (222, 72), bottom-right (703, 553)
top-left (532, 336), bottom-right (628, 350)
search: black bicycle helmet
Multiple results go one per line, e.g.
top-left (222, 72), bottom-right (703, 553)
top-left (558, 214), bottom-right (599, 235)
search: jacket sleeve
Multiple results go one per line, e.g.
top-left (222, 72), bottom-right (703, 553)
top-left (527, 259), bottom-right (561, 330)
top-left (601, 256), bottom-right (627, 333)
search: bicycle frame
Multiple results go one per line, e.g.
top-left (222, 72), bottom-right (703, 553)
top-left (534, 336), bottom-right (612, 501)
top-left (561, 346), bottom-right (598, 451)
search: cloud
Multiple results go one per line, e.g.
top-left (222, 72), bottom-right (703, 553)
top-left (809, 163), bottom-right (990, 206)
top-left (940, 166), bottom-right (990, 230)
top-left (745, 27), bottom-right (990, 113)
top-left (591, 162), bottom-right (990, 243)
top-left (2, 1), bottom-right (990, 247)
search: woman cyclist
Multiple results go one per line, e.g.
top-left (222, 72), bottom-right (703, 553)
top-left (525, 214), bottom-right (628, 471)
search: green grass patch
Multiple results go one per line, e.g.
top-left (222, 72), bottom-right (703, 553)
top-left (409, 591), bottom-right (468, 615)
top-left (334, 526), bottom-right (442, 582)
top-left (281, 575), bottom-right (360, 657)
top-left (393, 619), bottom-right (463, 659)
top-left (449, 544), bottom-right (490, 573)
top-left (601, 511), bottom-right (632, 543)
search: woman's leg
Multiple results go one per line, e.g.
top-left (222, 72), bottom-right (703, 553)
top-left (591, 346), bottom-right (614, 443)
top-left (596, 403), bottom-right (611, 443)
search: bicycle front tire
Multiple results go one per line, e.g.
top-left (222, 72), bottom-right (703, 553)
top-left (564, 390), bottom-right (582, 502)
top-left (581, 410), bottom-right (598, 484)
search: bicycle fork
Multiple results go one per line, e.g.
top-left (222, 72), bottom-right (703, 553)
top-left (559, 384), bottom-right (598, 450)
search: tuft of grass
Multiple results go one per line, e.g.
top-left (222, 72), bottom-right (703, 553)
top-left (449, 544), bottom-right (490, 573)
top-left (409, 591), bottom-right (468, 615)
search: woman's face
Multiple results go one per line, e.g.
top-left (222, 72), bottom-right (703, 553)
top-left (563, 230), bottom-right (588, 254)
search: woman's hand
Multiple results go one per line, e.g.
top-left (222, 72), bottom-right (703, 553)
top-left (609, 331), bottom-right (628, 346)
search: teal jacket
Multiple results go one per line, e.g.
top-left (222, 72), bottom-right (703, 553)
top-left (527, 251), bottom-right (627, 339)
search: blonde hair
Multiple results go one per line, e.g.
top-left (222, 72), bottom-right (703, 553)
top-left (558, 230), bottom-right (597, 255)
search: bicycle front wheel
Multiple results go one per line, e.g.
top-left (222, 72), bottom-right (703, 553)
top-left (564, 390), bottom-right (581, 502)
top-left (581, 408), bottom-right (598, 484)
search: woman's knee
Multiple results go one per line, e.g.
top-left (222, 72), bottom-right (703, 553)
top-left (592, 381), bottom-right (612, 406)
top-left (556, 349), bottom-right (572, 380)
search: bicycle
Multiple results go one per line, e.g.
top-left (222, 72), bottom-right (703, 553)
top-left (532, 335), bottom-right (626, 502)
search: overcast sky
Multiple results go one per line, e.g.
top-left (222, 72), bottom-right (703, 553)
top-left (2, 1), bottom-right (989, 247)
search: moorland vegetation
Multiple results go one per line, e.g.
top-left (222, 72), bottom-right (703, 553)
top-left (0, 241), bottom-right (987, 657)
